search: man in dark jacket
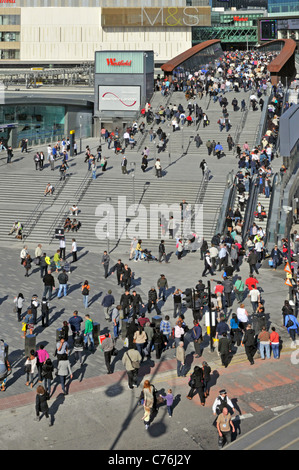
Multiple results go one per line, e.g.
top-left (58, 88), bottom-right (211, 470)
top-left (190, 320), bottom-right (203, 358)
top-left (147, 287), bottom-right (161, 314)
top-left (248, 249), bottom-right (259, 275)
top-left (158, 240), bottom-right (168, 263)
top-left (57, 269), bottom-right (68, 298)
top-left (218, 333), bottom-right (231, 368)
top-left (120, 290), bottom-right (132, 319)
top-left (68, 310), bottom-right (83, 341)
top-left (131, 290), bottom-right (144, 316)
top-left (43, 270), bottom-right (55, 300)
top-left (112, 259), bottom-right (124, 286)
top-left (101, 290), bottom-right (115, 321)
top-left (120, 264), bottom-right (132, 291)
top-left (40, 253), bottom-right (48, 278)
top-left (242, 324), bottom-right (256, 365)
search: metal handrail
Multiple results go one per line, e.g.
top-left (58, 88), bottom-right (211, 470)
top-left (242, 175), bottom-right (259, 241)
top-left (48, 199), bottom-right (70, 244)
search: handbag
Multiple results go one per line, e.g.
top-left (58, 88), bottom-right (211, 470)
top-left (189, 376), bottom-right (196, 388)
top-left (126, 351), bottom-right (140, 369)
top-left (111, 348), bottom-right (118, 356)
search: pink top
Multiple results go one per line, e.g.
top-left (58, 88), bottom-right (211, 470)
top-left (37, 349), bottom-right (49, 363)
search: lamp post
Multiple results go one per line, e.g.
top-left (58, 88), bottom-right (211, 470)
top-left (130, 162), bottom-right (136, 210)
top-left (106, 196), bottom-right (111, 253)
top-left (79, 115), bottom-right (82, 154)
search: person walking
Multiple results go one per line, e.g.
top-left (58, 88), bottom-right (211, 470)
top-left (284, 313), bottom-right (299, 348)
top-left (25, 350), bottom-right (37, 388)
top-left (43, 270), bottom-right (55, 301)
top-left (57, 353), bottom-right (73, 395)
top-left (258, 326), bottom-right (271, 360)
top-left (35, 385), bottom-right (52, 426)
top-left (159, 389), bottom-right (174, 418)
top-left (187, 366), bottom-right (205, 405)
top-left (270, 327), bottom-right (280, 359)
top-left (202, 251), bottom-right (214, 277)
top-left (83, 314), bottom-right (94, 351)
top-left (202, 361), bottom-right (212, 398)
top-left (242, 324), bottom-right (256, 365)
top-left (101, 250), bottom-right (110, 278)
top-left (101, 332), bottom-right (115, 374)
top-left (101, 290), bottom-right (115, 321)
top-left (133, 326), bottom-right (147, 363)
top-left (216, 407), bottom-right (235, 449)
top-left (57, 269), bottom-right (68, 299)
top-left (71, 238), bottom-right (77, 263)
top-left (14, 293), bottom-right (25, 322)
top-left (218, 333), bottom-right (231, 368)
top-left (122, 345), bottom-right (141, 390)
top-left (68, 310), bottom-right (83, 342)
top-left (42, 358), bottom-right (54, 397)
top-left (111, 305), bottom-right (121, 339)
top-left (73, 331), bottom-right (84, 365)
top-left (158, 240), bottom-right (168, 263)
top-left (190, 320), bottom-right (203, 358)
top-left (176, 341), bottom-right (186, 377)
top-left (81, 280), bottom-right (90, 309)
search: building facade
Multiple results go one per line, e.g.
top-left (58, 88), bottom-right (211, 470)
top-left (0, 0), bottom-right (211, 65)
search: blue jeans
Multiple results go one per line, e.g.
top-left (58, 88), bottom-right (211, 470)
top-left (159, 287), bottom-right (166, 300)
top-left (265, 186), bottom-right (270, 198)
top-left (58, 284), bottom-right (67, 298)
top-left (44, 378), bottom-right (52, 395)
top-left (43, 285), bottom-right (52, 300)
top-left (136, 342), bottom-right (146, 360)
top-left (113, 322), bottom-right (119, 339)
top-left (167, 405), bottom-right (173, 416)
top-left (271, 343), bottom-right (279, 359)
top-left (83, 295), bottom-right (89, 308)
top-left (84, 332), bottom-right (94, 348)
top-left (134, 250), bottom-right (142, 261)
top-left (260, 343), bottom-right (270, 359)
top-left (177, 360), bottom-right (186, 377)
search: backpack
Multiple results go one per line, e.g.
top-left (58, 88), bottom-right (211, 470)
top-left (217, 396), bottom-right (227, 413)
top-left (82, 286), bottom-right (89, 296)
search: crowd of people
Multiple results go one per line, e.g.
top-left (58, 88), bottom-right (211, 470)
top-left (1, 48), bottom-right (298, 447)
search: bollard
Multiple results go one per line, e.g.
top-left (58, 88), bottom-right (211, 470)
top-left (152, 315), bottom-right (162, 327)
top-left (25, 334), bottom-right (36, 357)
top-left (93, 322), bottom-right (100, 346)
top-left (121, 318), bottom-right (129, 340)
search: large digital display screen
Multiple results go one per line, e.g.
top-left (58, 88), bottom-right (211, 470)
top-left (98, 85), bottom-right (141, 112)
top-left (260, 19), bottom-right (277, 41)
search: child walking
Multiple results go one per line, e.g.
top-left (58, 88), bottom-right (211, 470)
top-left (160, 388), bottom-right (174, 417)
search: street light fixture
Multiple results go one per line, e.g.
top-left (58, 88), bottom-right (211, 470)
top-left (130, 162), bottom-right (136, 210)
top-left (106, 196), bottom-right (112, 253)
top-left (79, 115), bottom-right (82, 154)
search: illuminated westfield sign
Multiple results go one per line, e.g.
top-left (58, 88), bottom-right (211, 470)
top-left (106, 58), bottom-right (132, 66)
top-left (234, 16), bottom-right (249, 21)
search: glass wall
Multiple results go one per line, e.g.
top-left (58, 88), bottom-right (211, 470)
top-left (0, 15), bottom-right (20, 25)
top-left (268, 0), bottom-right (299, 15)
top-left (0, 32), bottom-right (20, 42)
top-left (0, 105), bottom-right (65, 146)
top-left (172, 43), bottom-right (223, 77)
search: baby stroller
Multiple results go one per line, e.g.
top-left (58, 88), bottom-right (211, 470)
top-left (142, 249), bottom-right (157, 262)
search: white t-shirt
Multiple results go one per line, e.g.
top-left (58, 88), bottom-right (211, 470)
top-left (249, 289), bottom-right (260, 302)
top-left (237, 308), bottom-right (248, 323)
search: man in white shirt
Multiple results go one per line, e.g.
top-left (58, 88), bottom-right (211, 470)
top-left (71, 238), bottom-right (77, 263)
top-left (248, 288), bottom-right (260, 314)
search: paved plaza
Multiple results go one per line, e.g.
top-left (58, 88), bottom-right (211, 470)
top-left (0, 86), bottom-right (297, 451)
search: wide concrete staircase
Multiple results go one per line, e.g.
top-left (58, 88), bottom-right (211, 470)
top-left (0, 88), bottom-right (262, 254)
